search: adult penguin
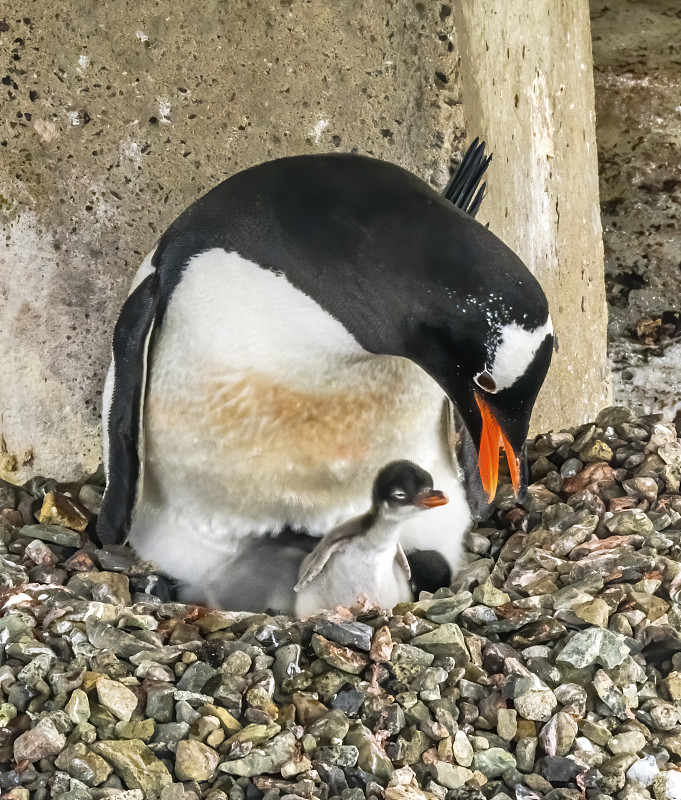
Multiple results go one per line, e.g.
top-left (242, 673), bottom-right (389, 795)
top-left (98, 140), bottom-right (553, 605)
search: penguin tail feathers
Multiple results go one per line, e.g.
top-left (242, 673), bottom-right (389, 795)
top-left (443, 137), bottom-right (492, 219)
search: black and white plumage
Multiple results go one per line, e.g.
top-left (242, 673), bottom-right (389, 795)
top-left (98, 141), bottom-right (553, 606)
top-left (294, 461), bottom-right (447, 616)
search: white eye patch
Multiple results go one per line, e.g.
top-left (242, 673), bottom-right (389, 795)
top-left (487, 318), bottom-right (553, 392)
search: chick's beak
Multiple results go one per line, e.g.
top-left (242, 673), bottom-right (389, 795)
top-left (415, 489), bottom-right (449, 509)
top-left (475, 394), bottom-right (522, 502)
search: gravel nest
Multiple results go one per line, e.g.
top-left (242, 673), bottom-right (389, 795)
top-left (2, 405), bottom-right (681, 800)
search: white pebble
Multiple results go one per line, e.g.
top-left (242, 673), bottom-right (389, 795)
top-left (653, 770), bottom-right (681, 800)
top-left (627, 755), bottom-right (659, 787)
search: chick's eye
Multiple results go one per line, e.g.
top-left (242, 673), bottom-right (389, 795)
top-left (474, 370), bottom-right (497, 393)
top-left (391, 490), bottom-right (407, 501)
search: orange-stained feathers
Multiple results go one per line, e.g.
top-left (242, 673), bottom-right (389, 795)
top-left (474, 395), bottom-right (522, 501)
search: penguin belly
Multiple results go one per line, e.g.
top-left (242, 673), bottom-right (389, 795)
top-left (295, 546), bottom-right (412, 617)
top-left (128, 249), bottom-right (471, 603)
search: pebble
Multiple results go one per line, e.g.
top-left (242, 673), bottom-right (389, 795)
top-left (452, 729), bottom-right (474, 766)
top-left (20, 523), bottom-right (82, 548)
top-left (580, 719), bottom-right (612, 746)
top-left (472, 747), bottom-right (516, 778)
top-left (91, 739), bottom-right (173, 793)
top-left (471, 582), bottom-right (510, 607)
top-left (593, 670), bottom-right (631, 719)
top-left (13, 718), bottom-right (66, 762)
top-left (174, 739), bottom-right (220, 781)
top-left (654, 772), bottom-right (681, 800)
top-left (608, 731), bottom-right (646, 755)
top-left (605, 509), bottom-right (654, 535)
top-left (557, 628), bottom-right (631, 669)
top-left (574, 597), bottom-right (610, 627)
top-left (96, 678), bottom-right (139, 722)
top-left (218, 731), bottom-right (298, 777)
top-left (38, 490), bottom-right (90, 531)
top-left (516, 737), bottom-right (538, 772)
top-left (514, 686), bottom-right (558, 722)
top-left (540, 712), bottom-right (578, 757)
top-left (627, 755), bottom-right (660, 787)
top-left (496, 708), bottom-right (518, 741)
top-left (465, 530), bottom-right (492, 555)
top-left (55, 743), bottom-right (113, 786)
top-left (68, 570), bottom-right (132, 606)
top-left (314, 744), bottom-right (359, 767)
top-left (430, 763), bottom-right (473, 789)
top-left (66, 688), bottom-right (91, 724)
top-left (540, 756), bottom-right (585, 783)
top-left (662, 671), bottom-right (681, 701)
top-left (314, 617), bottom-right (374, 651)
top-left (311, 634), bottom-right (370, 674)
top-left (2, 405), bottom-right (681, 800)
top-left (650, 703), bottom-right (679, 731)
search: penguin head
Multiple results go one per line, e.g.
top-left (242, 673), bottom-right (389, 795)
top-left (465, 318), bottom-right (553, 502)
top-left (405, 309), bottom-right (553, 504)
top-left (373, 461), bottom-right (449, 517)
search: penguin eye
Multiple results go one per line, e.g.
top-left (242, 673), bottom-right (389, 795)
top-left (474, 370), bottom-right (497, 393)
top-left (391, 490), bottom-right (408, 502)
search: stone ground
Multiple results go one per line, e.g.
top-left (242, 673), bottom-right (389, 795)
top-left (591, 0), bottom-right (681, 418)
top-left (2, 406), bottom-right (681, 800)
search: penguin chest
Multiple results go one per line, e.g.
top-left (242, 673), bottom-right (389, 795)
top-left (146, 361), bottom-right (441, 484)
top-left (141, 249), bottom-right (454, 525)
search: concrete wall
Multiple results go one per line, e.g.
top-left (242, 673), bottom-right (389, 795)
top-left (0, 0), bottom-right (607, 483)
top-left (0, 0), bottom-right (464, 482)
top-left (455, 0), bottom-right (611, 433)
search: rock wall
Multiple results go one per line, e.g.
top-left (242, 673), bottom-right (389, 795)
top-left (0, 0), bottom-right (607, 482)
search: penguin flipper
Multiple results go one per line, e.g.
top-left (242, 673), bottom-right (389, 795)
top-left (97, 271), bottom-right (160, 545)
top-left (294, 522), bottom-right (360, 592)
top-left (443, 138), bottom-right (492, 219)
top-left (395, 543), bottom-right (411, 580)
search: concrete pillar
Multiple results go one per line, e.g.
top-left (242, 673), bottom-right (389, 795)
top-left (455, 0), bottom-right (611, 432)
top-left (0, 0), bottom-right (608, 482)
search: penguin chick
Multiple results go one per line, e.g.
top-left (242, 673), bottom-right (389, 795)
top-left (206, 530), bottom-right (318, 614)
top-left (294, 461), bottom-right (448, 616)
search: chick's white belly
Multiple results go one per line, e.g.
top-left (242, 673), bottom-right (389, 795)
top-left (295, 549), bottom-right (412, 617)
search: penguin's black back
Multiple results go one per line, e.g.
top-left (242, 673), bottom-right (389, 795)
top-left (151, 153), bottom-right (548, 354)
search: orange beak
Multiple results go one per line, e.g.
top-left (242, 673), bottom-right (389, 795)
top-left (475, 394), bottom-right (522, 501)
top-left (415, 489), bottom-right (449, 509)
